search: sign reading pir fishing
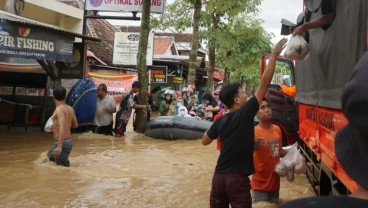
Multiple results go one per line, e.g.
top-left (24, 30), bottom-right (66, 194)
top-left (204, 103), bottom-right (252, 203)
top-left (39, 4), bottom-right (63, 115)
top-left (86, 0), bottom-right (165, 13)
top-left (0, 21), bottom-right (74, 62)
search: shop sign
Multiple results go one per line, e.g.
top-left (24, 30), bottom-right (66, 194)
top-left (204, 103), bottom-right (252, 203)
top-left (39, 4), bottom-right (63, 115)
top-left (86, 0), bottom-right (165, 13)
top-left (0, 86), bottom-right (46, 96)
top-left (0, 21), bottom-right (74, 62)
top-left (112, 31), bottom-right (153, 66)
top-left (172, 76), bottom-right (183, 84)
top-left (150, 66), bottom-right (167, 83)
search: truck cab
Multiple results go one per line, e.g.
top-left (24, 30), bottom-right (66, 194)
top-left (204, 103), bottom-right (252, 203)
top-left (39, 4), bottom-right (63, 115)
top-left (260, 55), bottom-right (299, 147)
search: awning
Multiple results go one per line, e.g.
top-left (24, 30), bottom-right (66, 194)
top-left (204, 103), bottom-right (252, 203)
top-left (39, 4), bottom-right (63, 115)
top-left (87, 50), bottom-right (107, 66)
top-left (0, 10), bottom-right (99, 42)
top-left (0, 63), bottom-right (47, 88)
top-left (0, 62), bottom-right (44, 73)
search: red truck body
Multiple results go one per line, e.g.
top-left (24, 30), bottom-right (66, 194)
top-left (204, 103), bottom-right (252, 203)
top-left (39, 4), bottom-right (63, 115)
top-left (260, 0), bottom-right (367, 195)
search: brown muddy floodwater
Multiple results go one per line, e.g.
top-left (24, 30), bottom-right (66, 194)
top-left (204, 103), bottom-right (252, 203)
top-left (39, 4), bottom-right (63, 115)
top-left (0, 125), bottom-right (314, 208)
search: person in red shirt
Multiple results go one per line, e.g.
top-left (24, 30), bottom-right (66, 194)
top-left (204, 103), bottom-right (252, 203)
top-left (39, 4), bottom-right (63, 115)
top-left (213, 104), bottom-right (227, 150)
top-left (252, 98), bottom-right (287, 203)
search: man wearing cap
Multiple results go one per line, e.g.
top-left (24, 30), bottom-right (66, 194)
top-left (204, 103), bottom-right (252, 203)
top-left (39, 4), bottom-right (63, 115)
top-left (279, 52), bottom-right (368, 207)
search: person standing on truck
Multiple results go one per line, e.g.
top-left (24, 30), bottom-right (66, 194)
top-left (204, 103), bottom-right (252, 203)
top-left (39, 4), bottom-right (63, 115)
top-left (252, 98), bottom-right (288, 203)
top-left (293, 0), bottom-right (336, 36)
top-left (279, 52), bottom-right (368, 207)
top-left (201, 38), bottom-right (287, 208)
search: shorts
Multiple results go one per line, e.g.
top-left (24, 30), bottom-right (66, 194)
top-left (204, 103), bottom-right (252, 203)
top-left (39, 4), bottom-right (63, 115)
top-left (47, 139), bottom-right (73, 167)
top-left (210, 172), bottom-right (251, 208)
top-left (252, 190), bottom-right (279, 203)
top-left (93, 123), bottom-right (113, 136)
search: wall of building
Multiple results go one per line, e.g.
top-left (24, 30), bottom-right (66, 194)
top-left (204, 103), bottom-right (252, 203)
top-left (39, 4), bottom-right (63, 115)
top-left (0, 0), bottom-right (83, 34)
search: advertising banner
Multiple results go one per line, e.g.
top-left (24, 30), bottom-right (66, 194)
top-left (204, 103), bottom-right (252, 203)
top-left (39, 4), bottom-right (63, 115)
top-left (150, 66), bottom-right (167, 83)
top-left (86, 0), bottom-right (165, 13)
top-left (0, 21), bottom-right (74, 62)
top-left (112, 31), bottom-right (153, 66)
top-left (87, 72), bottom-right (138, 103)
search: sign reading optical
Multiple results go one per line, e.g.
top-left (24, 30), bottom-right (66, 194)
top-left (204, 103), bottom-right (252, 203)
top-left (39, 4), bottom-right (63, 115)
top-left (86, 0), bottom-right (165, 13)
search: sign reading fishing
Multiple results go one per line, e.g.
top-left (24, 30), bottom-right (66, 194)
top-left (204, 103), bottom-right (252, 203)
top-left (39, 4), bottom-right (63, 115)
top-left (86, 0), bottom-right (165, 13)
top-left (0, 21), bottom-right (73, 62)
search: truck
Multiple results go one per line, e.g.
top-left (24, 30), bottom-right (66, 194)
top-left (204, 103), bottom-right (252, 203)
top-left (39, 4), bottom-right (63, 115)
top-left (260, 0), bottom-right (367, 196)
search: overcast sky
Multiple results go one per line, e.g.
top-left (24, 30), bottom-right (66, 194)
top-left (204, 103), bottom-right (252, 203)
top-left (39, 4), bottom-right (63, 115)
top-left (258, 0), bottom-right (303, 43)
top-left (107, 0), bottom-right (303, 44)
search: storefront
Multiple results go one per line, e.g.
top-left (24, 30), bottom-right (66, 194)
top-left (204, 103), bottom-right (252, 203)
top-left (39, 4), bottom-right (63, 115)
top-left (0, 10), bottom-right (99, 130)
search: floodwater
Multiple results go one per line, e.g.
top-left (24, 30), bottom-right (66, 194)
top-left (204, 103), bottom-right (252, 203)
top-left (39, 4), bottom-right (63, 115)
top-left (0, 123), bottom-right (314, 208)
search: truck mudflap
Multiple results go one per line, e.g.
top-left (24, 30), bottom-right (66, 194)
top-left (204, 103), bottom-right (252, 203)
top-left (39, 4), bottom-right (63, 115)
top-left (298, 103), bottom-right (359, 195)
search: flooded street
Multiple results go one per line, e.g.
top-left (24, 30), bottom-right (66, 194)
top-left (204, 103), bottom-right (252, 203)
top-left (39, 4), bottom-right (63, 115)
top-left (0, 125), bottom-right (313, 208)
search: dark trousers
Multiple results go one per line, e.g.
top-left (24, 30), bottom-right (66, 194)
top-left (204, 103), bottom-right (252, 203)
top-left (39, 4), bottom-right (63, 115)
top-left (210, 172), bottom-right (252, 208)
top-left (93, 123), bottom-right (113, 136)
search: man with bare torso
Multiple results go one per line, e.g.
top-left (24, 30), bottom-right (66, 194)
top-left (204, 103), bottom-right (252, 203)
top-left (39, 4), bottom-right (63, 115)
top-left (47, 86), bottom-right (78, 167)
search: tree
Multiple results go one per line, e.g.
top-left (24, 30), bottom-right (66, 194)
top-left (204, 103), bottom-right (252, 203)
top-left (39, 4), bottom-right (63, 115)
top-left (135, 0), bottom-right (151, 133)
top-left (152, 0), bottom-right (201, 86)
top-left (202, 0), bottom-right (261, 92)
top-left (154, 0), bottom-right (262, 92)
top-left (188, 0), bottom-right (202, 87)
top-left (216, 14), bottom-right (273, 94)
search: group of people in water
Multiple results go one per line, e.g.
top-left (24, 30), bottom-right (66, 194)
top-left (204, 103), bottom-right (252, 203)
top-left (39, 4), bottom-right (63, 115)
top-left (45, 38), bottom-right (368, 208)
top-left (158, 87), bottom-right (224, 122)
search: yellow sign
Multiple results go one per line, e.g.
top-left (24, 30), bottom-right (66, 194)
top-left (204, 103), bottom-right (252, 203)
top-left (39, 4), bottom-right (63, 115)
top-left (173, 77), bottom-right (183, 84)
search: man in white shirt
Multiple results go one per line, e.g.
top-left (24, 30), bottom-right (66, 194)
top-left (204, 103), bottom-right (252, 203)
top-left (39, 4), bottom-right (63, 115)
top-left (93, 84), bottom-right (116, 135)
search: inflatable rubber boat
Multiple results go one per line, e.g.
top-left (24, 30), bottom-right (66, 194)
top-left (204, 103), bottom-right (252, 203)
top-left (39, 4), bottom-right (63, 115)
top-left (145, 116), bottom-right (212, 140)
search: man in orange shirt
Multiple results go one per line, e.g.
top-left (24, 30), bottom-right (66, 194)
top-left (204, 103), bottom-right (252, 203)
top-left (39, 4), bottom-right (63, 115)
top-left (252, 98), bottom-right (287, 203)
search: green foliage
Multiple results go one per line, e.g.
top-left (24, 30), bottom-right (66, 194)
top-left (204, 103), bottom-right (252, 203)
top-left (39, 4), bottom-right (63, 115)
top-left (151, 0), bottom-right (194, 32)
top-left (152, 0), bottom-right (273, 89)
top-left (271, 61), bottom-right (294, 85)
top-left (216, 14), bottom-right (274, 88)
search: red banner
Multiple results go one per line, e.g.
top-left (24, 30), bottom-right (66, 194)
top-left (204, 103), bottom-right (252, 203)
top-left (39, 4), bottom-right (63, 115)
top-left (87, 72), bottom-right (138, 103)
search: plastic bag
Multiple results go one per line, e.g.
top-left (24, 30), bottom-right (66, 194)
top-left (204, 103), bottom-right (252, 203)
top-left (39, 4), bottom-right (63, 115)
top-left (275, 143), bottom-right (306, 182)
top-left (294, 153), bottom-right (307, 174)
top-left (44, 116), bottom-right (54, 132)
top-left (284, 35), bottom-right (310, 61)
